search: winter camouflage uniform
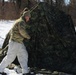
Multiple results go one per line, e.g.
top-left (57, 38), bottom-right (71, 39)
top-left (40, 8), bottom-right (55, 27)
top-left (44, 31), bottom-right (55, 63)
top-left (0, 9), bottom-right (31, 74)
top-left (10, 17), bottom-right (30, 43)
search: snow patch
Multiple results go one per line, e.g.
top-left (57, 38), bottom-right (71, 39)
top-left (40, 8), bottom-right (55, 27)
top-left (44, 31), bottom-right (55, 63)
top-left (0, 20), bottom-right (14, 48)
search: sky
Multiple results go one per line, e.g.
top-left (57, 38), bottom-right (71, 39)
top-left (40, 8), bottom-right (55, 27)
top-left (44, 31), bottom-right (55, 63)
top-left (64, 0), bottom-right (70, 5)
top-left (4, 0), bottom-right (8, 1)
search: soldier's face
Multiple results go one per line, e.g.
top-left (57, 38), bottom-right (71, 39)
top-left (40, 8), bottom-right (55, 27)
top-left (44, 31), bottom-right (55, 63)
top-left (25, 16), bottom-right (30, 22)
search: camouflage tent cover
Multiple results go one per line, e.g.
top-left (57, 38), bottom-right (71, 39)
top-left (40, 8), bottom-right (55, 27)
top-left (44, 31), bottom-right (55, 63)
top-left (24, 2), bottom-right (76, 74)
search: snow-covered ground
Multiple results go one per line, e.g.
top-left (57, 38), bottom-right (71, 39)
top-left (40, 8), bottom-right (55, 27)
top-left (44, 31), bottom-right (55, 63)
top-left (4, 68), bottom-right (22, 75)
top-left (0, 20), bottom-right (14, 48)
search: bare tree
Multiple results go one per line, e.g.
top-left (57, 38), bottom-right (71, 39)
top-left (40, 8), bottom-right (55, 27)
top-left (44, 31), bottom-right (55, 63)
top-left (16, 0), bottom-right (21, 8)
top-left (2, 0), bottom-right (4, 6)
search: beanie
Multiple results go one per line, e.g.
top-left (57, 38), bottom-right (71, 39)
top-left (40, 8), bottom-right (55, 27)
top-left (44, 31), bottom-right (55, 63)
top-left (21, 7), bottom-right (31, 19)
top-left (22, 10), bottom-right (31, 18)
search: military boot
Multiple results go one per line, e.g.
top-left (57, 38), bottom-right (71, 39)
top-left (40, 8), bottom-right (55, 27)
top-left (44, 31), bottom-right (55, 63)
top-left (0, 72), bottom-right (7, 75)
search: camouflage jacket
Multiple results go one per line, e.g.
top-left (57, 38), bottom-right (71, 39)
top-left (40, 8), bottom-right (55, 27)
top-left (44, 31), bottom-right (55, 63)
top-left (10, 18), bottom-right (30, 43)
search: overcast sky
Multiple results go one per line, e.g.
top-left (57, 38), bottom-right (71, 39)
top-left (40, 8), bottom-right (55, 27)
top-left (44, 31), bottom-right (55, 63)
top-left (4, 0), bottom-right (8, 1)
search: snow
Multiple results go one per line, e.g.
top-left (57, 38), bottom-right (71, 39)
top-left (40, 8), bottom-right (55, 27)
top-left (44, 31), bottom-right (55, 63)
top-left (0, 20), bottom-right (14, 48)
top-left (4, 68), bottom-right (22, 75)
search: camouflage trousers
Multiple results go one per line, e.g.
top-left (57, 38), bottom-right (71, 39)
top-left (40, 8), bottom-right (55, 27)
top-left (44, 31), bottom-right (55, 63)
top-left (0, 40), bottom-right (29, 74)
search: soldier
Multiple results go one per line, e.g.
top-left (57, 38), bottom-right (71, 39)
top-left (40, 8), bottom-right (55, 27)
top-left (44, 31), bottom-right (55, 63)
top-left (0, 8), bottom-right (31, 75)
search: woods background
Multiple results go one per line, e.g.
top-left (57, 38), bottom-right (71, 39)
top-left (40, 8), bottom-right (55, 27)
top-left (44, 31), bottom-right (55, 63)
top-left (0, 0), bottom-right (76, 26)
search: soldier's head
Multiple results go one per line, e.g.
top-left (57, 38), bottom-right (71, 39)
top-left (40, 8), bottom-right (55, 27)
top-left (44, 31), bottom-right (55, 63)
top-left (21, 8), bottom-right (31, 22)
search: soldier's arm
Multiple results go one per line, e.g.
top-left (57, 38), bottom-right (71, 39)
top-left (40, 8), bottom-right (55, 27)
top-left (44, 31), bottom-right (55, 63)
top-left (18, 22), bottom-right (30, 39)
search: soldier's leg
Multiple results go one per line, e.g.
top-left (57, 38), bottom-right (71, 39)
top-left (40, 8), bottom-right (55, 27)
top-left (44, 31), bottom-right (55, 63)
top-left (17, 43), bottom-right (29, 74)
top-left (0, 41), bottom-right (17, 72)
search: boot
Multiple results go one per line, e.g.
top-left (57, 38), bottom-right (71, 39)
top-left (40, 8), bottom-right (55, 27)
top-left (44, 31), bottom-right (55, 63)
top-left (0, 72), bottom-right (7, 75)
